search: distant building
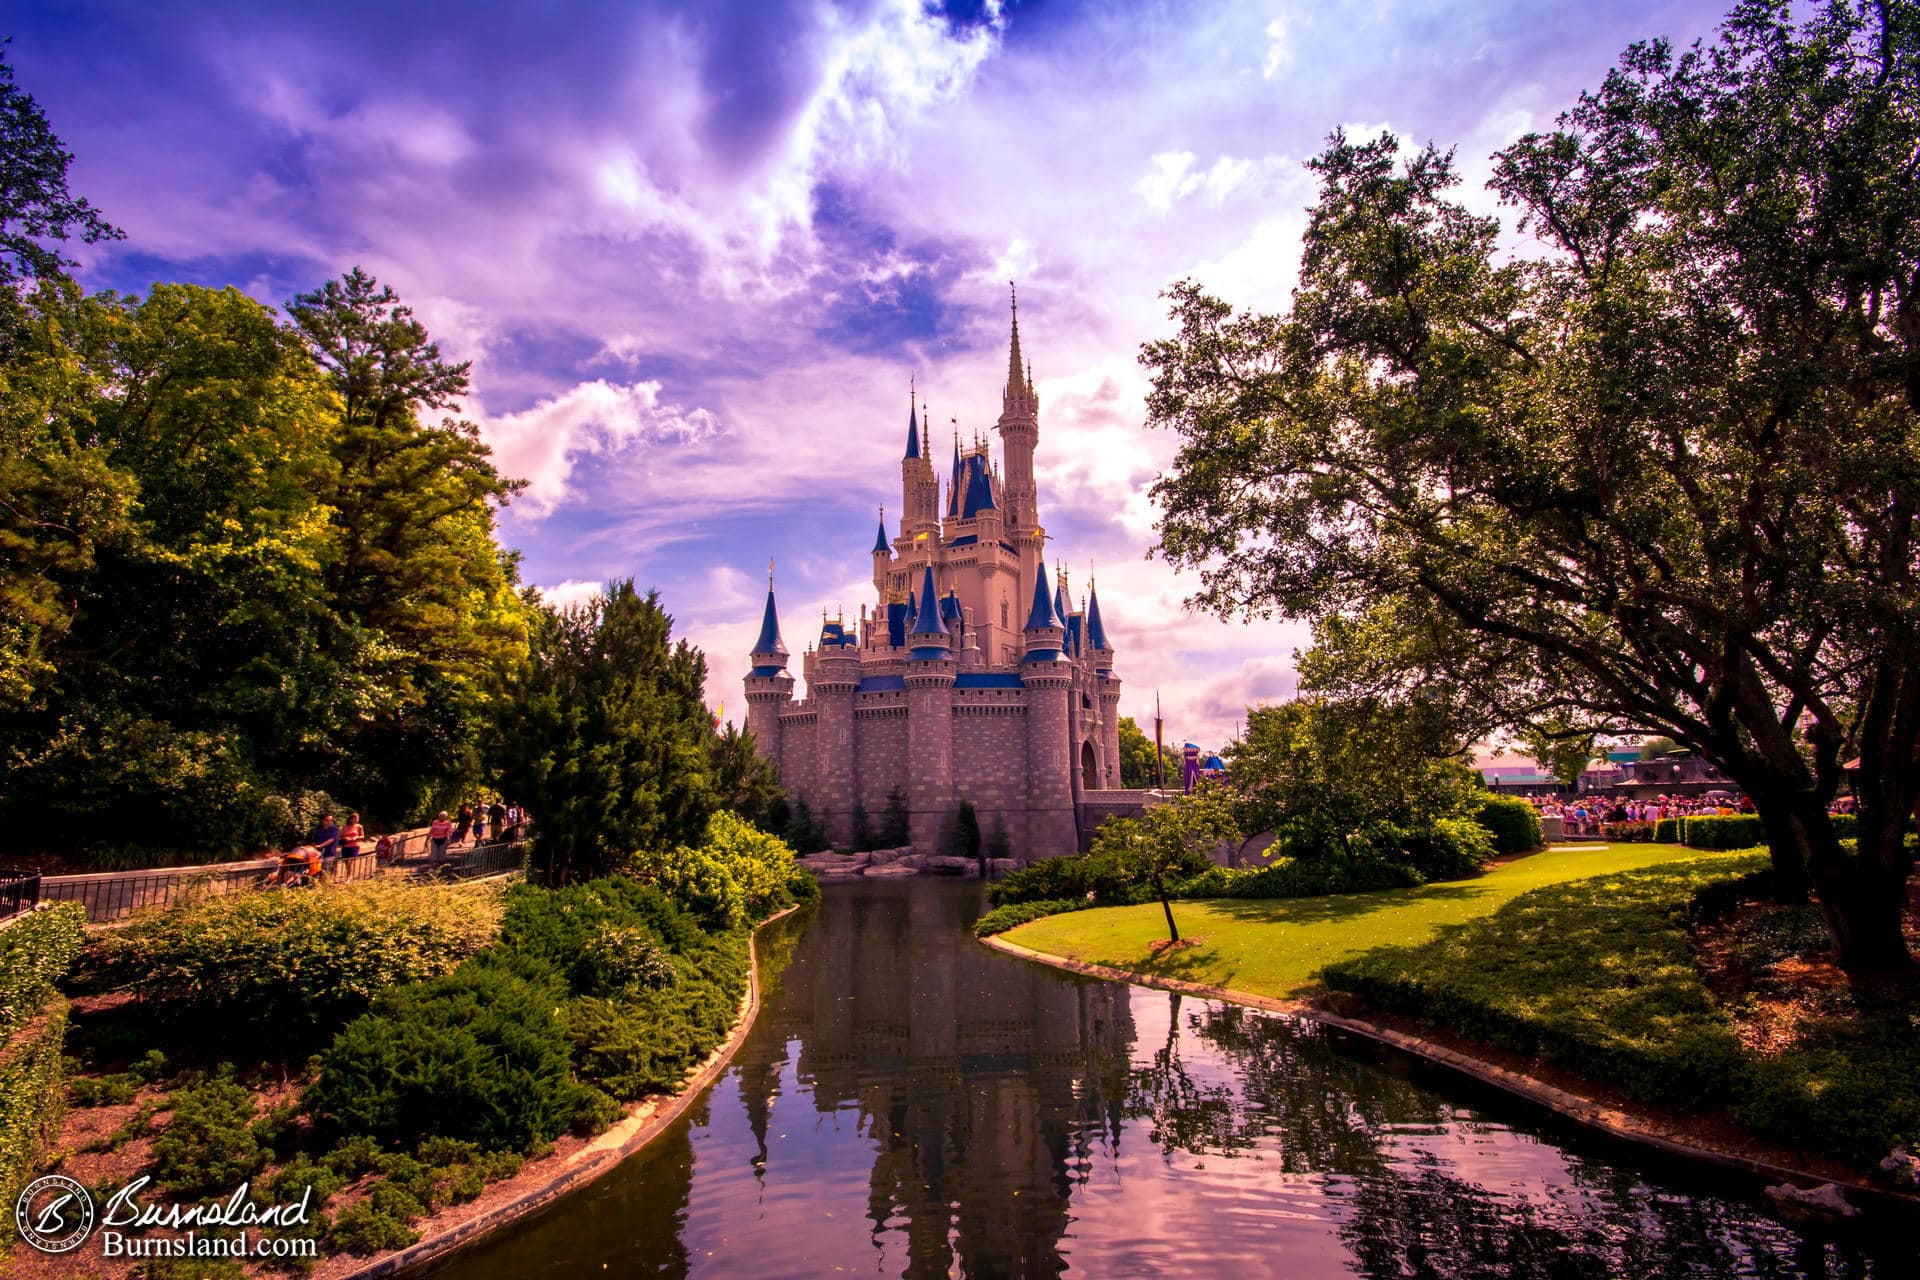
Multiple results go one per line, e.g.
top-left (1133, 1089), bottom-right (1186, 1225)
top-left (745, 294), bottom-right (1124, 858)
top-left (1473, 754), bottom-right (1566, 797)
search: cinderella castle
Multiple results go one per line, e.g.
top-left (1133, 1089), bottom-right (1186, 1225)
top-left (745, 295), bottom-right (1122, 858)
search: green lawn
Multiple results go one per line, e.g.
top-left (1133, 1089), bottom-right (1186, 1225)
top-left (1001, 843), bottom-right (1714, 1001)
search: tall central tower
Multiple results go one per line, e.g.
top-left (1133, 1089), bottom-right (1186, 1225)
top-left (994, 286), bottom-right (1043, 619)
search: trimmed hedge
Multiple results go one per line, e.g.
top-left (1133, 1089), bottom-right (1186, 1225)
top-left (974, 898), bottom-right (1092, 937)
top-left (1680, 814), bottom-right (1766, 849)
top-left (1473, 795), bottom-right (1542, 856)
top-left (0, 904), bottom-right (86, 1241)
top-left (1183, 853), bottom-right (1423, 901)
top-left (1653, 817), bottom-right (1680, 843)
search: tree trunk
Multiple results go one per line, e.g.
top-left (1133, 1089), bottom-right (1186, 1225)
top-left (1775, 795), bottom-right (1914, 975)
top-left (1749, 799), bottom-right (1816, 905)
top-left (1156, 878), bottom-right (1181, 944)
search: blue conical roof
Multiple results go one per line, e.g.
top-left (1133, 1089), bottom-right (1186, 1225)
top-left (962, 455), bottom-right (997, 517)
top-left (1086, 584), bottom-right (1110, 650)
top-left (910, 565), bottom-right (948, 636)
top-left (1024, 560), bottom-right (1058, 631)
top-left (752, 585), bottom-right (786, 656)
top-left (872, 520), bottom-right (888, 555)
top-left (1053, 579), bottom-right (1070, 628)
top-left (905, 402), bottom-right (920, 459)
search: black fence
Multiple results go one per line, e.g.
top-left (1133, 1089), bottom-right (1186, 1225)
top-left (1, 868), bottom-right (41, 919)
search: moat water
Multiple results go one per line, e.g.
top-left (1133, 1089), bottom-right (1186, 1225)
top-left (442, 879), bottom-right (1914, 1279)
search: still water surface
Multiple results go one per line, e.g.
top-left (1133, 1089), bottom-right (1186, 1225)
top-left (443, 879), bottom-right (1912, 1278)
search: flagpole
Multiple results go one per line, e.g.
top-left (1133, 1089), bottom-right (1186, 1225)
top-left (1153, 690), bottom-right (1165, 792)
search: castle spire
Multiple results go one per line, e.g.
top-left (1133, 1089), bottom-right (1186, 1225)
top-left (1005, 282), bottom-right (1025, 400)
top-left (872, 505), bottom-right (888, 555)
top-left (910, 564), bottom-right (948, 637)
top-left (752, 572), bottom-right (786, 657)
top-left (1086, 579), bottom-right (1111, 651)
top-left (904, 379), bottom-right (920, 459)
top-left (1024, 557), bottom-right (1058, 631)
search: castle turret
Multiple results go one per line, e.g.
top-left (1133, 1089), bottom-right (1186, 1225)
top-left (1087, 580), bottom-right (1121, 788)
top-left (1021, 559), bottom-right (1075, 856)
top-left (902, 394), bottom-right (940, 542)
top-left (904, 564), bottom-right (956, 849)
top-left (744, 576), bottom-right (795, 768)
top-left (813, 612), bottom-right (860, 848)
top-left (870, 507), bottom-right (889, 599)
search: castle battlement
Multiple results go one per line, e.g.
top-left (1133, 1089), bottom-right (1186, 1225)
top-left (744, 291), bottom-right (1121, 858)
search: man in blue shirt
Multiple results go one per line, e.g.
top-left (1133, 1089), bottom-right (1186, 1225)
top-left (312, 814), bottom-right (341, 873)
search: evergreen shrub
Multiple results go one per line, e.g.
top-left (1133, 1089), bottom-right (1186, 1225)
top-left (1473, 794), bottom-right (1542, 855)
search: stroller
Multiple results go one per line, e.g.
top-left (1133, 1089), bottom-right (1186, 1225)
top-left (266, 845), bottom-right (324, 888)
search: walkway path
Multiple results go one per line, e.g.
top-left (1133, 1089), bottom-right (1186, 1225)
top-left (1001, 842), bottom-right (1709, 1001)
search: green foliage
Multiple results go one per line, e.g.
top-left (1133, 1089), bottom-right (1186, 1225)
top-left (0, 44), bottom-right (122, 285)
top-left (1654, 818), bottom-right (1681, 844)
top-left (849, 802), bottom-right (875, 852)
top-left (1141, 1), bottom-right (1920, 964)
top-left (1638, 737), bottom-right (1681, 761)
top-left (497, 877), bottom-right (697, 993)
top-left (973, 898), bottom-right (1092, 937)
top-left (879, 787), bottom-right (911, 848)
top-left (1183, 852), bottom-right (1423, 901)
top-left (563, 933), bottom-right (749, 1100)
top-left (785, 863), bottom-right (820, 904)
top-left (3, 268), bottom-right (532, 863)
top-left (636, 810), bottom-right (799, 931)
top-left (1681, 814), bottom-right (1767, 850)
top-left (77, 880), bottom-right (503, 1046)
top-left (1602, 820), bottom-right (1657, 842)
top-left (1375, 817), bottom-right (1495, 880)
top-left (308, 954), bottom-right (583, 1151)
top-left (1473, 795), bottom-right (1542, 856)
top-left (986, 818), bottom-right (1012, 861)
top-left (1324, 856), bottom-right (1763, 1106)
top-left (945, 799), bottom-right (983, 859)
top-left (0, 902), bottom-right (84, 1034)
top-left (782, 796), bottom-right (829, 854)
top-left (1117, 715), bottom-right (1171, 789)
top-left (1225, 698), bottom-right (1478, 855)
top-left (495, 582), bottom-right (720, 885)
top-left (709, 722), bottom-right (787, 835)
top-left (149, 1072), bottom-right (270, 1196)
top-left (1324, 849), bottom-right (1920, 1165)
top-left (0, 997), bottom-right (69, 1243)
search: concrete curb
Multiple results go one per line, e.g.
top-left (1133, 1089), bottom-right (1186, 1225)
top-left (979, 932), bottom-right (1920, 1218)
top-left (340, 902), bottom-right (803, 1280)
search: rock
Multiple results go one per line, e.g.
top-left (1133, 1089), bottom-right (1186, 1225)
top-left (1880, 1147), bottom-right (1920, 1189)
top-left (864, 864), bottom-right (918, 877)
top-left (987, 858), bottom-right (1020, 877)
top-left (867, 848), bottom-right (899, 866)
top-left (1764, 1181), bottom-right (1860, 1221)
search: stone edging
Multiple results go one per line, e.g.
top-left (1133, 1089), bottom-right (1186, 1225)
top-left (979, 932), bottom-right (1920, 1218)
top-left (340, 902), bottom-right (803, 1280)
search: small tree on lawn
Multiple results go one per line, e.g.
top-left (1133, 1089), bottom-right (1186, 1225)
top-left (1095, 788), bottom-right (1240, 945)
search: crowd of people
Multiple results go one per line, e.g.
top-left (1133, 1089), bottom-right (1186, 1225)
top-left (1529, 792), bottom-right (1752, 837)
top-left (268, 799), bottom-right (527, 887)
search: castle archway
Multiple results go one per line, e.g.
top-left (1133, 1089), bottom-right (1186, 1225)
top-left (1081, 740), bottom-right (1098, 791)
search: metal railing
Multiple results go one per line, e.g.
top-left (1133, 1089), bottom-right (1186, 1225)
top-left (1, 868), bottom-right (41, 919)
top-left (36, 828), bottom-right (530, 925)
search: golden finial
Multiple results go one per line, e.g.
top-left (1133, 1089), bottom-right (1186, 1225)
top-left (768, 557), bottom-right (775, 587)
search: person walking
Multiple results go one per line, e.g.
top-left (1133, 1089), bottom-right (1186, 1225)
top-left (341, 813), bottom-right (365, 866)
top-left (313, 813), bottom-right (341, 873)
top-left (429, 811), bottom-right (453, 863)
top-left (489, 800), bottom-right (508, 844)
top-left (473, 804), bottom-right (488, 843)
top-left (454, 804), bottom-right (474, 846)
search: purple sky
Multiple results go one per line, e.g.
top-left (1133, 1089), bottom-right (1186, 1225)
top-left (14, 0), bottom-right (1730, 746)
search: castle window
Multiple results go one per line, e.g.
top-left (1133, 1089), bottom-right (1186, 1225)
top-left (1000, 600), bottom-right (1009, 627)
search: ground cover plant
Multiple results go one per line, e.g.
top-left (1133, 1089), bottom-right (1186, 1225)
top-left (1321, 850), bottom-right (1920, 1168)
top-left (73, 878), bottom-right (506, 1049)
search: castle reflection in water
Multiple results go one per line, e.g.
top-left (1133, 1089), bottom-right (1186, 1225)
top-left (739, 879), bottom-right (1134, 1277)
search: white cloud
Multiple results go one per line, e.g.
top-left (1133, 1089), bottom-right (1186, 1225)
top-left (536, 579), bottom-right (605, 611)
top-left (1132, 151), bottom-right (1279, 214)
top-left (476, 379), bottom-right (719, 518)
top-left (1262, 16), bottom-right (1292, 79)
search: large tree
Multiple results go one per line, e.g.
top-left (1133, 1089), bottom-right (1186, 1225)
top-left (1143, 1), bottom-right (1920, 971)
top-left (0, 42), bottom-right (120, 285)
top-left (493, 582), bottom-right (721, 885)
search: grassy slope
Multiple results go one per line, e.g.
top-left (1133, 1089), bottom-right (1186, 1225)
top-left (1000, 843), bottom-right (1709, 1000)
